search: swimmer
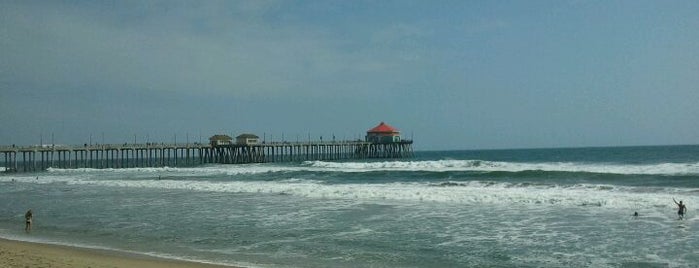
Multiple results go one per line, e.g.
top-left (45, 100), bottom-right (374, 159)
top-left (673, 198), bottom-right (687, 220)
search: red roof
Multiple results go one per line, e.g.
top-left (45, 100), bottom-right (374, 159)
top-left (367, 122), bottom-right (399, 133)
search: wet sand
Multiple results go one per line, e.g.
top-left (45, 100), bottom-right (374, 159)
top-left (0, 237), bottom-right (238, 268)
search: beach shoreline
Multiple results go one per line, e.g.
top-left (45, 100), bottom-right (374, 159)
top-left (0, 237), bottom-right (240, 268)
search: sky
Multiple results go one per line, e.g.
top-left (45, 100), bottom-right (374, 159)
top-left (1, 0), bottom-right (698, 151)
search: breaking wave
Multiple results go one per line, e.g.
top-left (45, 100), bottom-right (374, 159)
top-left (1, 174), bottom-right (693, 210)
top-left (303, 160), bottom-right (699, 175)
top-left (36, 159), bottom-right (699, 176)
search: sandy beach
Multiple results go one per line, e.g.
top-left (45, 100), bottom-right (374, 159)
top-left (0, 238), bottom-right (237, 268)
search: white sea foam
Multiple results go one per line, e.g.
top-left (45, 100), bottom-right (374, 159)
top-left (18, 177), bottom-right (689, 210)
top-left (304, 160), bottom-right (699, 175)
top-left (46, 165), bottom-right (300, 176)
top-left (40, 159), bottom-right (699, 176)
top-left (5, 160), bottom-right (697, 210)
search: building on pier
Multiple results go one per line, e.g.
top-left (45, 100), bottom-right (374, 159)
top-left (236, 134), bottom-right (260, 145)
top-left (209, 135), bottom-right (233, 146)
top-left (1, 124), bottom-right (413, 172)
top-left (366, 122), bottom-right (401, 143)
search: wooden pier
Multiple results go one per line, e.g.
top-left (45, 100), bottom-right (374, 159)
top-left (0, 140), bottom-right (413, 172)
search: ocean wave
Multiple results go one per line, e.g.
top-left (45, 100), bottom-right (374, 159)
top-left (45, 165), bottom-right (299, 176)
top-left (304, 160), bottom-right (699, 175)
top-left (5, 176), bottom-right (688, 210)
top-left (25, 159), bottom-right (699, 177)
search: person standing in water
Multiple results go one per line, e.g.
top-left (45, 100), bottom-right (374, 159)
top-left (673, 198), bottom-right (687, 220)
top-left (25, 209), bottom-right (33, 232)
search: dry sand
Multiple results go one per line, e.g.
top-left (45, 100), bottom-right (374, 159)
top-left (0, 238), bottom-right (238, 268)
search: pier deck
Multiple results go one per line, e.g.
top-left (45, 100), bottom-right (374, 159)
top-left (1, 140), bottom-right (413, 172)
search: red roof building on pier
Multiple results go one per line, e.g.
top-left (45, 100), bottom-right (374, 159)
top-left (366, 122), bottom-right (402, 143)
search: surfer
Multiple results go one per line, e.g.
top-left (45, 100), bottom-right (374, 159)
top-left (25, 209), bottom-right (33, 232)
top-left (633, 211), bottom-right (639, 218)
top-left (673, 198), bottom-right (687, 220)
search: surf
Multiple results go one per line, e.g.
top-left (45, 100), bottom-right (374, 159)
top-left (303, 160), bottom-right (699, 175)
top-left (3, 174), bottom-right (691, 210)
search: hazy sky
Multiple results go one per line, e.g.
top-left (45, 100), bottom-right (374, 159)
top-left (1, 0), bottom-right (698, 150)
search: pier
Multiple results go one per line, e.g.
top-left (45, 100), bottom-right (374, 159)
top-left (1, 122), bottom-right (414, 173)
top-left (1, 140), bottom-right (414, 172)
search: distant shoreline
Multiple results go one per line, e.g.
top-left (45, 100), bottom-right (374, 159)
top-left (0, 237), bottom-right (239, 268)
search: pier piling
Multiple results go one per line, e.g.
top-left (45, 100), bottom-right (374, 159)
top-left (1, 140), bottom-right (413, 172)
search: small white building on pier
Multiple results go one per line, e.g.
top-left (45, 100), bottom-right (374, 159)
top-left (209, 135), bottom-right (233, 146)
top-left (236, 134), bottom-right (260, 145)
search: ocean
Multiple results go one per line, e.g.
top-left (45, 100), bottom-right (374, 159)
top-left (1, 145), bottom-right (699, 267)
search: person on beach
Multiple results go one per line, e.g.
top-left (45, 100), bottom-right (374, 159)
top-left (673, 198), bottom-right (687, 219)
top-left (25, 209), bottom-right (33, 232)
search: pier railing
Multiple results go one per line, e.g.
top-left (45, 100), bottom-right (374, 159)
top-left (1, 140), bottom-right (413, 172)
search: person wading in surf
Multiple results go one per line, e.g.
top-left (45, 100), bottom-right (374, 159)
top-left (673, 198), bottom-right (687, 220)
top-left (25, 209), bottom-right (33, 232)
